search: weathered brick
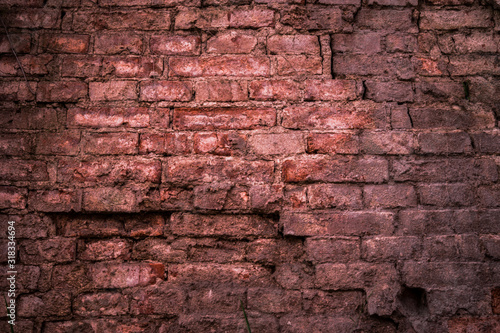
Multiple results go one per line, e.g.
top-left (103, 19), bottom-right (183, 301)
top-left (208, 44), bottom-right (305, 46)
top-left (128, 285), bottom-right (185, 315)
top-left (276, 55), bottom-right (322, 75)
top-left (0, 134), bottom-right (31, 156)
top-left (18, 291), bottom-right (71, 317)
top-left (409, 107), bottom-right (494, 130)
top-left (139, 133), bottom-right (192, 155)
top-left (493, 288), bottom-right (500, 314)
top-left (268, 35), bottom-right (319, 54)
top-left (91, 262), bottom-right (164, 288)
top-left (478, 185), bottom-right (500, 207)
top-left (3, 9), bottom-right (59, 29)
top-left (439, 32), bottom-right (497, 54)
top-left (0, 186), bottom-right (27, 209)
top-left (332, 33), bottom-right (382, 54)
top-left (83, 187), bottom-right (137, 212)
top-left (362, 236), bottom-right (421, 261)
top-left (427, 287), bottom-right (490, 317)
top-left (35, 130), bottom-right (80, 156)
top-left (89, 81), bottom-right (137, 101)
top-left (356, 9), bottom-right (416, 32)
top-left (249, 133), bottom-right (303, 155)
top-left (367, 0), bottom-right (417, 6)
top-left (160, 186), bottom-right (193, 210)
top-left (360, 131), bottom-right (415, 154)
top-left (315, 262), bottom-right (397, 290)
top-left (37, 81), bottom-right (87, 102)
top-left (282, 211), bottom-right (394, 236)
top-left (449, 55), bottom-right (500, 76)
top-left (402, 262), bottom-right (489, 288)
top-left (415, 79), bottom-right (465, 103)
top-left (391, 104), bottom-right (412, 129)
top-left (385, 33), bottom-right (417, 53)
top-left (228, 8), bottom-right (274, 28)
top-left (168, 263), bottom-right (271, 285)
top-left (333, 55), bottom-right (414, 79)
top-left (206, 32), bottom-right (257, 54)
top-left (306, 237), bottom-right (360, 263)
top-left (304, 80), bottom-right (359, 101)
top-left (28, 189), bottom-right (82, 212)
top-left (0, 81), bottom-right (36, 101)
top-left (472, 132), bottom-right (500, 154)
top-left (74, 292), bottom-right (128, 316)
top-left (20, 238), bottom-right (76, 264)
top-left (84, 132), bottom-right (138, 155)
top-left (169, 56), bottom-right (270, 77)
top-left (448, 317), bottom-right (500, 333)
top-left (282, 101), bottom-right (388, 130)
top-left (188, 287), bottom-right (244, 314)
top-left (173, 107), bottom-right (275, 130)
top-left (94, 32), bottom-right (144, 54)
top-left (249, 184), bottom-right (282, 212)
top-left (193, 132), bottom-right (246, 156)
top-left (170, 213), bottom-right (277, 238)
top-left (132, 238), bottom-right (186, 262)
top-left (175, 8), bottom-right (229, 30)
top-left (39, 34), bottom-right (90, 54)
top-left (422, 235), bottom-right (482, 261)
top-left (308, 184), bottom-right (362, 209)
top-left (365, 81), bottom-right (414, 102)
top-left (248, 288), bottom-right (301, 313)
top-left (67, 107), bottom-right (150, 128)
top-left (249, 79), bottom-right (300, 101)
top-left (62, 55), bottom-right (102, 77)
top-left (195, 80), bottom-right (247, 102)
top-left (281, 7), bottom-right (345, 31)
top-left (73, 10), bottom-right (172, 31)
top-left (306, 133), bottom-right (359, 154)
top-left (188, 239), bottom-right (246, 263)
top-left (102, 56), bottom-right (162, 78)
top-left (0, 160), bottom-right (48, 181)
top-left (364, 184), bottom-right (417, 208)
top-left (420, 10), bottom-right (492, 30)
top-left (419, 184), bottom-right (475, 207)
top-left (282, 156), bottom-right (389, 183)
top-left (0, 0), bottom-right (43, 7)
top-left (302, 290), bottom-right (364, 315)
top-left (140, 80), bottom-right (191, 101)
top-left (78, 239), bottom-right (131, 261)
top-left (150, 35), bottom-right (201, 55)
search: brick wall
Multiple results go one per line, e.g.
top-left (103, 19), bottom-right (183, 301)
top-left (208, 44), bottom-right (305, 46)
top-left (0, 0), bottom-right (499, 331)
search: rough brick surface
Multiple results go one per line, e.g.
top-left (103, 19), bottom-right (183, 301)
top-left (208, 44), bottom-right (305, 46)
top-left (1, 0), bottom-right (498, 331)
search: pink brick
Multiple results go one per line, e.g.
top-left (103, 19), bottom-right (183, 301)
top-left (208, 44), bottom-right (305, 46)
top-left (207, 32), bottom-right (257, 54)
top-left (193, 132), bottom-right (247, 156)
top-left (150, 35), bottom-right (200, 55)
top-left (67, 107), bottom-right (150, 128)
top-left (139, 133), bottom-right (192, 155)
top-left (39, 34), bottom-right (89, 54)
top-left (0, 134), bottom-right (32, 155)
top-left (84, 132), bottom-right (139, 155)
top-left (229, 8), bottom-right (274, 28)
top-left (83, 187), bottom-right (137, 212)
top-left (0, 160), bottom-right (48, 181)
top-left (37, 81), bottom-right (86, 102)
top-left (0, 186), bottom-right (27, 209)
top-left (306, 237), bottom-right (360, 263)
top-left (102, 56), bottom-right (162, 78)
top-left (268, 35), bottom-right (320, 54)
top-left (89, 81), bottom-right (137, 101)
top-left (28, 189), bottom-right (82, 212)
top-left (306, 133), bottom-right (360, 154)
top-left (91, 262), bottom-right (164, 288)
top-left (364, 184), bottom-right (417, 208)
top-left (140, 80), bottom-right (192, 101)
top-left (94, 32), bottom-right (144, 54)
top-left (195, 80), bottom-right (247, 102)
top-left (35, 130), bottom-right (80, 156)
top-left (169, 56), bottom-right (270, 77)
top-left (304, 80), bottom-right (359, 101)
top-left (249, 80), bottom-right (300, 101)
top-left (276, 55), bottom-right (322, 75)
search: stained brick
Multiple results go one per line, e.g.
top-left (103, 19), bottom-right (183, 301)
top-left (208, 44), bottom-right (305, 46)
top-left (0, 160), bottom-right (48, 181)
top-left (420, 10), bottom-right (492, 30)
top-left (364, 184), bottom-right (417, 208)
top-left (306, 237), bottom-right (360, 263)
top-left (195, 80), bottom-right (247, 102)
top-left (3, 9), bottom-right (59, 29)
top-left (102, 56), bottom-right (162, 78)
top-left (418, 184), bottom-right (475, 207)
top-left (0, 186), bottom-right (27, 209)
top-left (150, 35), bottom-right (201, 55)
top-left (308, 184), bottom-right (362, 209)
top-left (0, 34), bottom-right (30, 53)
top-left (268, 35), bottom-right (320, 54)
top-left (37, 81), bottom-right (87, 102)
top-left (28, 189), bottom-right (82, 212)
top-left (94, 32), bottom-right (144, 54)
top-left (140, 81), bottom-right (192, 101)
top-left (249, 79), bottom-right (300, 101)
top-left (84, 132), bottom-right (139, 155)
top-left (169, 56), bottom-right (270, 77)
top-left (67, 107), bottom-right (150, 128)
top-left (332, 33), bottom-right (382, 54)
top-left (39, 34), bottom-right (90, 54)
top-left (83, 187), bottom-right (137, 212)
top-left (207, 32), bottom-right (257, 54)
top-left (89, 81), bottom-right (137, 101)
top-left (306, 133), bottom-right (359, 154)
top-left (304, 80), bottom-right (359, 101)
top-left (193, 132), bottom-right (246, 156)
top-left (0, 134), bottom-right (32, 156)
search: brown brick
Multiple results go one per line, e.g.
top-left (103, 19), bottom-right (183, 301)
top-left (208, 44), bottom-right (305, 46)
top-left (268, 35), bottom-right (320, 54)
top-left (83, 187), bottom-right (137, 212)
top-left (306, 237), bottom-right (360, 263)
top-left (62, 55), bottom-right (102, 77)
top-left (362, 236), bottom-right (421, 261)
top-left (248, 288), bottom-right (301, 313)
top-left (420, 10), bottom-right (492, 30)
top-left (409, 107), bottom-right (494, 130)
top-left (3, 9), bottom-right (59, 29)
top-left (18, 291), bottom-right (71, 317)
top-left (35, 131), bottom-right (80, 156)
top-left (0, 186), bottom-right (27, 209)
top-left (302, 290), bottom-right (364, 315)
top-left (140, 80), bottom-right (192, 101)
top-left (206, 32), bottom-right (257, 54)
top-left (472, 132), bottom-right (500, 154)
top-left (281, 7), bottom-right (344, 31)
top-left (168, 56), bottom-right (270, 77)
top-left (37, 81), bottom-right (87, 102)
top-left (89, 81), bottom-right (137, 101)
top-left (0, 134), bottom-right (32, 156)
top-left (91, 262), bottom-right (164, 288)
top-left (28, 189), bottom-right (82, 212)
top-left (361, 131), bottom-right (414, 155)
top-left (333, 54), bottom-right (414, 79)
top-left (282, 211), bottom-right (394, 236)
top-left (39, 34), bottom-right (89, 54)
top-left (332, 33), bottom-right (382, 54)
top-left (422, 235), bottom-right (482, 261)
top-left (356, 9), bottom-right (417, 32)
top-left (402, 262), bottom-right (488, 288)
top-left (0, 160), bottom-right (48, 181)
top-left (173, 107), bottom-right (275, 130)
top-left (282, 156), bottom-right (389, 183)
top-left (94, 32), bottom-right (144, 54)
top-left (74, 293), bottom-right (128, 316)
top-left (308, 184), bottom-right (363, 209)
top-left (188, 287), bottom-right (244, 314)
top-left (168, 263), bottom-right (271, 285)
top-left (385, 33), bottom-right (417, 53)
top-left (132, 238), bottom-right (186, 262)
top-left (418, 184), bottom-right (475, 207)
top-left (364, 184), bottom-right (417, 208)
top-left (418, 132), bottom-right (472, 154)
top-left (128, 285), bottom-right (185, 315)
top-left (175, 8), bottom-right (229, 30)
top-left (478, 185), bottom-right (500, 207)
top-left (84, 132), bottom-right (138, 155)
top-left (150, 35), bottom-right (200, 55)
top-left (78, 239), bottom-right (131, 261)
top-left (0, 81), bottom-right (36, 101)
top-left (20, 238), bottom-right (76, 264)
top-left (306, 133), bottom-right (359, 154)
top-left (448, 317), bottom-right (500, 333)
top-left (365, 81), bottom-right (414, 102)
top-left (0, 0), bottom-right (43, 7)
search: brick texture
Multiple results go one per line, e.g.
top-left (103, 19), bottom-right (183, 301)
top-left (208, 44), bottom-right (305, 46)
top-left (1, 0), bottom-right (498, 331)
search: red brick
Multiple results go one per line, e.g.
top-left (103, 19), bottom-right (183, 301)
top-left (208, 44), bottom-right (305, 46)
top-left (308, 184), bottom-right (362, 209)
top-left (170, 213), bottom-right (277, 238)
top-left (0, 160), bottom-right (48, 181)
top-left (448, 317), bottom-right (500, 333)
top-left (28, 107), bottom-right (60, 129)
top-left (28, 189), bottom-right (82, 212)
top-left (362, 236), bottom-right (421, 261)
top-left (364, 184), bottom-right (416, 208)
top-left (402, 262), bottom-right (488, 288)
top-left (188, 239), bottom-right (246, 263)
top-left (412, 57), bottom-right (447, 76)
top-left (18, 291), bottom-right (71, 317)
top-left (84, 132), bottom-right (138, 155)
top-left (150, 35), bottom-right (200, 55)
top-left (35, 130), bottom-right (80, 156)
top-left (276, 55), bottom-right (322, 75)
top-left (249, 133), bottom-right (303, 155)
top-left (281, 7), bottom-right (344, 31)
top-left (409, 107), bottom-right (494, 130)
top-left (306, 133), bottom-right (359, 154)
top-left (472, 132), bottom-right (500, 153)
top-left (418, 184), bottom-right (475, 206)
top-left (0, 214), bottom-right (50, 239)
top-left (306, 237), bottom-right (360, 263)
top-left (67, 107), bottom-right (150, 128)
top-left (304, 80), bottom-right (359, 101)
top-left (385, 33), bottom-right (417, 53)
top-left (128, 285), bottom-right (185, 315)
top-left (94, 32), bottom-right (144, 54)
top-left (102, 56), bottom-right (162, 78)
top-left (173, 107), bottom-right (275, 130)
top-left (249, 79), bottom-right (300, 101)
top-left (89, 81), bottom-right (137, 101)
top-left (391, 104), bottom-right (412, 129)
top-left (478, 185), bottom-right (500, 207)
top-left (91, 262), bottom-right (164, 288)
top-left (268, 35), bottom-right (319, 54)
top-left (20, 238), bottom-right (76, 264)
top-left (37, 81), bottom-right (87, 102)
top-left (426, 0), bottom-right (473, 4)
top-left (62, 55), bottom-right (102, 77)
top-left (195, 80), bottom-right (247, 102)
top-left (160, 186), bottom-right (193, 210)
top-left (0, 81), bottom-right (36, 101)
top-left (414, 79), bottom-right (465, 103)
top-left (192, 132), bottom-right (246, 156)
top-left (175, 8), bottom-right (229, 30)
top-left (0, 134), bottom-right (31, 155)
top-left (0, 0), bottom-right (43, 7)
top-left (393, 157), bottom-right (498, 183)
top-left (302, 290), bottom-right (364, 315)
top-left (420, 10), bottom-right (492, 30)
top-left (439, 32), bottom-right (497, 54)
top-left (140, 133), bottom-right (192, 155)
top-left (282, 211), bottom-right (394, 236)
top-left (0, 34), bottom-right (30, 53)
top-left (39, 34), bottom-right (89, 54)
top-left (332, 33), bottom-right (382, 54)
top-left (206, 32), bottom-right (257, 54)
top-left (229, 8), bottom-right (274, 28)
top-left (248, 288), bottom-right (301, 314)
top-left (73, 10), bottom-right (172, 31)
top-left (333, 55), bottom-right (414, 79)
top-left (132, 238), bottom-right (186, 262)
top-left (278, 316), bottom-right (359, 333)
top-left (188, 287), bottom-right (245, 314)
top-left (3, 9), bottom-right (59, 29)
top-left (365, 81), bottom-right (414, 102)
top-left (140, 80), bottom-right (192, 101)
top-left (83, 187), bottom-right (137, 212)
top-left (356, 9), bottom-right (416, 32)
top-left (422, 235), bottom-right (482, 261)
top-left (74, 292), bottom-right (128, 316)
top-left (282, 101), bottom-right (388, 130)
top-left (193, 183), bottom-right (232, 210)
top-left (282, 156), bottom-right (389, 183)
top-left (78, 239), bottom-right (131, 261)
top-left (168, 263), bottom-right (271, 285)
top-left (449, 55), bottom-right (500, 76)
top-left (360, 131), bottom-right (415, 154)
top-left (168, 56), bottom-right (270, 77)
top-left (246, 238), bottom-right (303, 265)
top-left (0, 54), bottom-right (53, 77)
top-left (0, 265), bottom-right (39, 294)
top-left (0, 186), bottom-right (27, 209)
top-left (493, 288), bottom-right (500, 314)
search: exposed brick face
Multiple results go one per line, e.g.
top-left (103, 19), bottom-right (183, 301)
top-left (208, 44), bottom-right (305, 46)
top-left (2, 0), bottom-right (498, 331)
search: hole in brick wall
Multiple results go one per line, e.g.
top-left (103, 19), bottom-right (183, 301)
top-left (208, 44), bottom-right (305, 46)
top-left (399, 286), bottom-right (428, 316)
